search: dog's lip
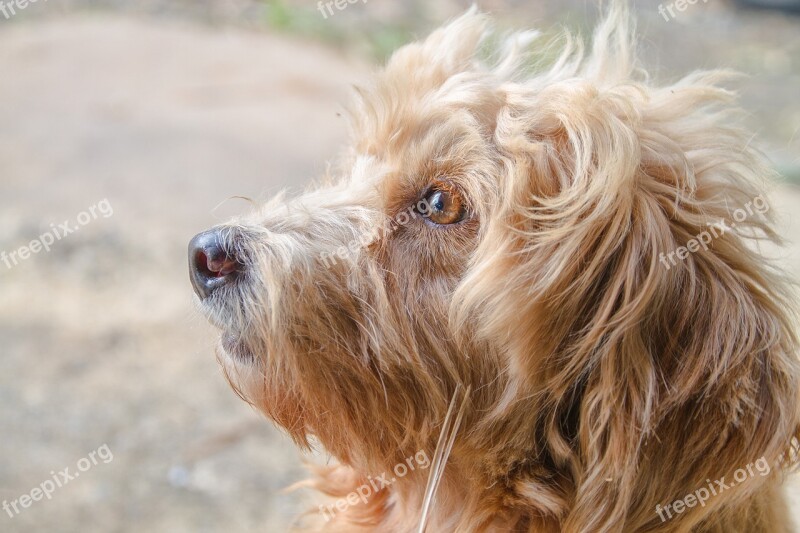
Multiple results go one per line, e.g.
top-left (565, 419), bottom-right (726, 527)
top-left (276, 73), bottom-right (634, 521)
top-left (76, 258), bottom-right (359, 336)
top-left (220, 332), bottom-right (255, 362)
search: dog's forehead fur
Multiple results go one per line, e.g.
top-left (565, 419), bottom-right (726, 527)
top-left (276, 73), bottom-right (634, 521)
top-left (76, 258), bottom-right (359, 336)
top-left (345, 12), bottom-right (505, 194)
top-left (205, 5), bottom-right (800, 532)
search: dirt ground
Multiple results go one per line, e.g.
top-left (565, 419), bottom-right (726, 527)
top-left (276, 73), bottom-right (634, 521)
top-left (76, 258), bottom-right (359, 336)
top-left (1, 2), bottom-right (800, 532)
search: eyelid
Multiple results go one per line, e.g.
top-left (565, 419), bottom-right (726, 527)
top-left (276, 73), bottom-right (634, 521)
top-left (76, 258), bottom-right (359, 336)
top-left (417, 178), bottom-right (458, 205)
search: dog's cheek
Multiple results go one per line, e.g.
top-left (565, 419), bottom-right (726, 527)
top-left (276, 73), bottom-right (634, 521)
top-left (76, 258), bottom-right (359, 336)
top-left (382, 218), bottom-right (479, 282)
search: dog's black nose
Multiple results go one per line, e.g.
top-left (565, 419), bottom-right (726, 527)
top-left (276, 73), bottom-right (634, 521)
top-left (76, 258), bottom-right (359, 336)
top-left (189, 230), bottom-right (239, 299)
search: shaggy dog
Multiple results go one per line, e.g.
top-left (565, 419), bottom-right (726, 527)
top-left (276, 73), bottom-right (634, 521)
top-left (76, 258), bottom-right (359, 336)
top-left (189, 4), bottom-right (800, 531)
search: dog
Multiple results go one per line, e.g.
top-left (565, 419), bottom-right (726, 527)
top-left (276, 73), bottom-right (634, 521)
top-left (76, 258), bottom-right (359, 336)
top-left (189, 4), bottom-right (800, 531)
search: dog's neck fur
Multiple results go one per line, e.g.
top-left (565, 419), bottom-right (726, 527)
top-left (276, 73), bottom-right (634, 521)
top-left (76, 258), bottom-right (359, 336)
top-left (312, 453), bottom-right (791, 533)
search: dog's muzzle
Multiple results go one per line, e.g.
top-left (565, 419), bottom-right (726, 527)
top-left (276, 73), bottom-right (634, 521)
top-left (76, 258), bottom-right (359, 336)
top-left (188, 229), bottom-right (241, 299)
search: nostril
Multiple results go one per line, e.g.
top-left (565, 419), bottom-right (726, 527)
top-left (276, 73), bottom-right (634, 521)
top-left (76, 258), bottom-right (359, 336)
top-left (204, 252), bottom-right (238, 277)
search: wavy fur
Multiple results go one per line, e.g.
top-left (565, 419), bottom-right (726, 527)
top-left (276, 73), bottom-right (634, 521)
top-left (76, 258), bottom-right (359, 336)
top-left (196, 4), bottom-right (800, 532)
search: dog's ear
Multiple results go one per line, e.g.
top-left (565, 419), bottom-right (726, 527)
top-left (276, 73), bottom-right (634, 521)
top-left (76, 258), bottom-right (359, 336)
top-left (454, 7), bottom-right (800, 531)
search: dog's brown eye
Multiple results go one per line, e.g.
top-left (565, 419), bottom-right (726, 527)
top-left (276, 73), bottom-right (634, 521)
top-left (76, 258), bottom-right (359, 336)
top-left (421, 187), bottom-right (466, 225)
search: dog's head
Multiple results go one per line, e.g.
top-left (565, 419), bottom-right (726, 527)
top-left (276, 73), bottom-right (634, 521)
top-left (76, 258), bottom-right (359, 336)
top-left (190, 6), bottom-right (800, 531)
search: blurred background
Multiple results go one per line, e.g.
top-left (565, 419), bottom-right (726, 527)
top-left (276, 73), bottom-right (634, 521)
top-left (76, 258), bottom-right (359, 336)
top-left (1, 1), bottom-right (799, 531)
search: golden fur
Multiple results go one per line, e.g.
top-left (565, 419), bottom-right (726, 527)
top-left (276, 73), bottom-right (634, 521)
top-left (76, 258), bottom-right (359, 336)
top-left (195, 4), bottom-right (800, 531)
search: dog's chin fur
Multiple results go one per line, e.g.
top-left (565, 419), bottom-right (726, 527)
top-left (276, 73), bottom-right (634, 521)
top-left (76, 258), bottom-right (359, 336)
top-left (197, 4), bottom-right (800, 531)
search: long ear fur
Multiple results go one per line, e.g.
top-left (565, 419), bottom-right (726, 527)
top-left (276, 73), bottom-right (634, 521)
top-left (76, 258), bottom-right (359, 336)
top-left (454, 4), bottom-right (800, 531)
